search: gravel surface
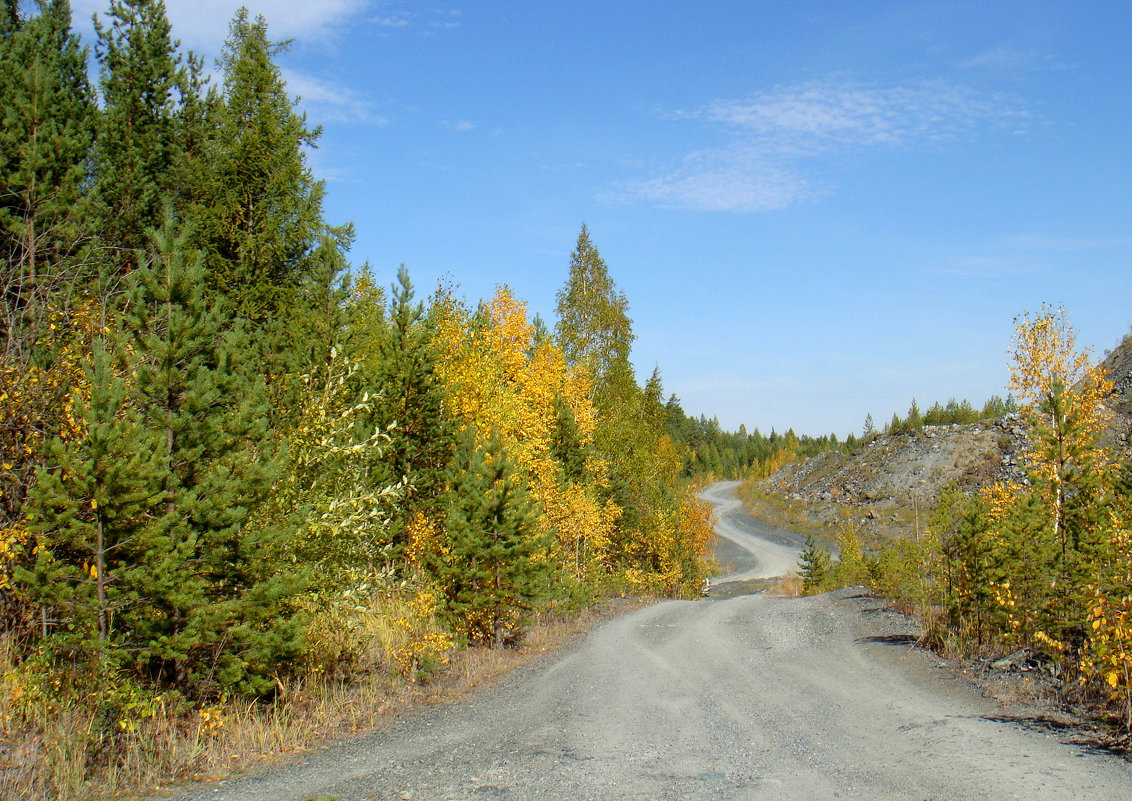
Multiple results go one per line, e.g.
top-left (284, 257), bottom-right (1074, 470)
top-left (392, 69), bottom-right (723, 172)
top-left (171, 483), bottom-right (1132, 801)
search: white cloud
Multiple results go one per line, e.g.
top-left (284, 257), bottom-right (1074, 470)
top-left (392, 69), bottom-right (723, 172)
top-left (454, 120), bottom-right (475, 132)
top-left (281, 68), bottom-right (386, 125)
top-left (960, 46), bottom-right (1041, 71)
top-left (621, 79), bottom-right (1031, 213)
top-left (614, 145), bottom-right (824, 213)
top-left (372, 15), bottom-right (410, 28)
top-left (73, 0), bottom-right (370, 54)
top-left (704, 80), bottom-right (1030, 151)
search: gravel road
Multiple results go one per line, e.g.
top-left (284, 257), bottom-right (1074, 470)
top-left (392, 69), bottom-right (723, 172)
top-left (700, 480), bottom-right (809, 584)
top-left (174, 482), bottom-right (1132, 801)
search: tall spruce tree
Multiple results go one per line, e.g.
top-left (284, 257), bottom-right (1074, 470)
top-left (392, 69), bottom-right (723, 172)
top-left (0, 0), bottom-right (94, 294)
top-left (92, 0), bottom-right (184, 270)
top-left (297, 228), bottom-right (353, 385)
top-left (1, 0), bottom-right (19, 34)
top-left (194, 9), bottom-right (324, 321)
top-left (120, 212), bottom-right (299, 693)
top-left (435, 433), bottom-right (548, 648)
top-left (168, 47), bottom-right (217, 203)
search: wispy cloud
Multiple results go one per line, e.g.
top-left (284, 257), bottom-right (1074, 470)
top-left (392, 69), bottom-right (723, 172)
top-left (367, 4), bottom-right (461, 33)
top-left (74, 0), bottom-right (371, 54)
top-left (931, 256), bottom-right (1038, 278)
top-left (432, 8), bottom-right (463, 29)
top-left (704, 81), bottom-right (1029, 149)
top-left (934, 233), bottom-right (1127, 277)
top-left (959, 46), bottom-right (1054, 72)
top-left (619, 79), bottom-right (1031, 213)
top-left (612, 145), bottom-right (825, 213)
top-left (282, 69), bottom-right (386, 126)
top-left (372, 15), bottom-right (411, 28)
top-left (454, 120), bottom-right (475, 132)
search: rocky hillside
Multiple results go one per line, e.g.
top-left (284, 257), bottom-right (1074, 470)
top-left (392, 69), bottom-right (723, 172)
top-left (1099, 331), bottom-right (1132, 430)
top-left (750, 332), bottom-right (1132, 542)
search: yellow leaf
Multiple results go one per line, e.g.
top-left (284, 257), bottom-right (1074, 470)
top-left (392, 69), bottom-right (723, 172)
top-left (1107, 672), bottom-right (1119, 688)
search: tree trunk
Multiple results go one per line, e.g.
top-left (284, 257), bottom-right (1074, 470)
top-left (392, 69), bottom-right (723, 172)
top-left (96, 512), bottom-right (107, 641)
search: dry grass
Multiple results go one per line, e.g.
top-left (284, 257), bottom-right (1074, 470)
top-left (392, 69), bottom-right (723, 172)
top-left (1, 596), bottom-right (652, 801)
top-left (767, 573), bottom-right (804, 598)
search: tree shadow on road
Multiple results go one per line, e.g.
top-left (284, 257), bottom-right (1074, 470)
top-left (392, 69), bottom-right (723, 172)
top-left (980, 714), bottom-right (1132, 761)
top-left (857, 633), bottom-right (918, 646)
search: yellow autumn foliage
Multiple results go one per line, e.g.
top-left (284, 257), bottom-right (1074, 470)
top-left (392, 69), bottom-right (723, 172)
top-left (1010, 305), bottom-right (1114, 495)
top-left (434, 287), bottom-right (618, 583)
top-left (1081, 506), bottom-right (1132, 728)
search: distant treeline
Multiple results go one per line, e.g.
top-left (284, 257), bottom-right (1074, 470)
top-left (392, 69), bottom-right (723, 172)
top-left (663, 399), bottom-right (845, 480)
top-left (874, 395), bottom-right (1017, 437)
top-left (664, 393), bottom-right (1019, 482)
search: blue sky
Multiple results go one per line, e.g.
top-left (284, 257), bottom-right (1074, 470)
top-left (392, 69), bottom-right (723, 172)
top-left (71, 1), bottom-right (1132, 437)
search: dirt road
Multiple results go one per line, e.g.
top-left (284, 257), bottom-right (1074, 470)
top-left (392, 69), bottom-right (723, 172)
top-left (700, 480), bottom-right (810, 585)
top-left (175, 483), bottom-right (1132, 800)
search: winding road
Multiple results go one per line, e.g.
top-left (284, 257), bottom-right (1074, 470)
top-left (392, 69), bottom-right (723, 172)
top-left (699, 480), bottom-right (809, 585)
top-left (175, 482), bottom-right (1132, 800)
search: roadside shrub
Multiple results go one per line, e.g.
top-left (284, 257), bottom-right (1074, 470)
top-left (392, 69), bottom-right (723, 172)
top-left (300, 582), bottom-right (453, 684)
top-left (831, 524), bottom-right (868, 586)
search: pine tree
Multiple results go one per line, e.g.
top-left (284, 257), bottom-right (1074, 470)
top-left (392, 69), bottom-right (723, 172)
top-left (120, 212), bottom-right (298, 693)
top-left (550, 393), bottom-right (588, 483)
top-left (0, 0), bottom-right (96, 547)
top-left (435, 433), bottom-right (548, 648)
top-left (798, 536), bottom-right (831, 595)
top-left (165, 49), bottom-right (217, 222)
top-left (91, 0), bottom-right (184, 269)
top-left (1, 0), bottom-right (19, 35)
top-left (934, 486), bottom-right (994, 645)
top-left (376, 266), bottom-right (455, 534)
top-left (193, 9), bottom-right (325, 321)
top-left (907, 398), bottom-right (923, 430)
top-left (0, 0), bottom-right (95, 293)
top-left (298, 228), bottom-right (353, 383)
top-left (16, 346), bottom-right (166, 654)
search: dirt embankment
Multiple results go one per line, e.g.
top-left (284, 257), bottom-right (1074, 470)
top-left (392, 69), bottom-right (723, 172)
top-left (746, 416), bottom-right (1028, 542)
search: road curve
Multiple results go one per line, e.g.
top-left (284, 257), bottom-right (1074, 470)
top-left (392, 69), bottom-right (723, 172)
top-left (174, 483), bottom-right (1132, 801)
top-left (700, 480), bottom-right (808, 583)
